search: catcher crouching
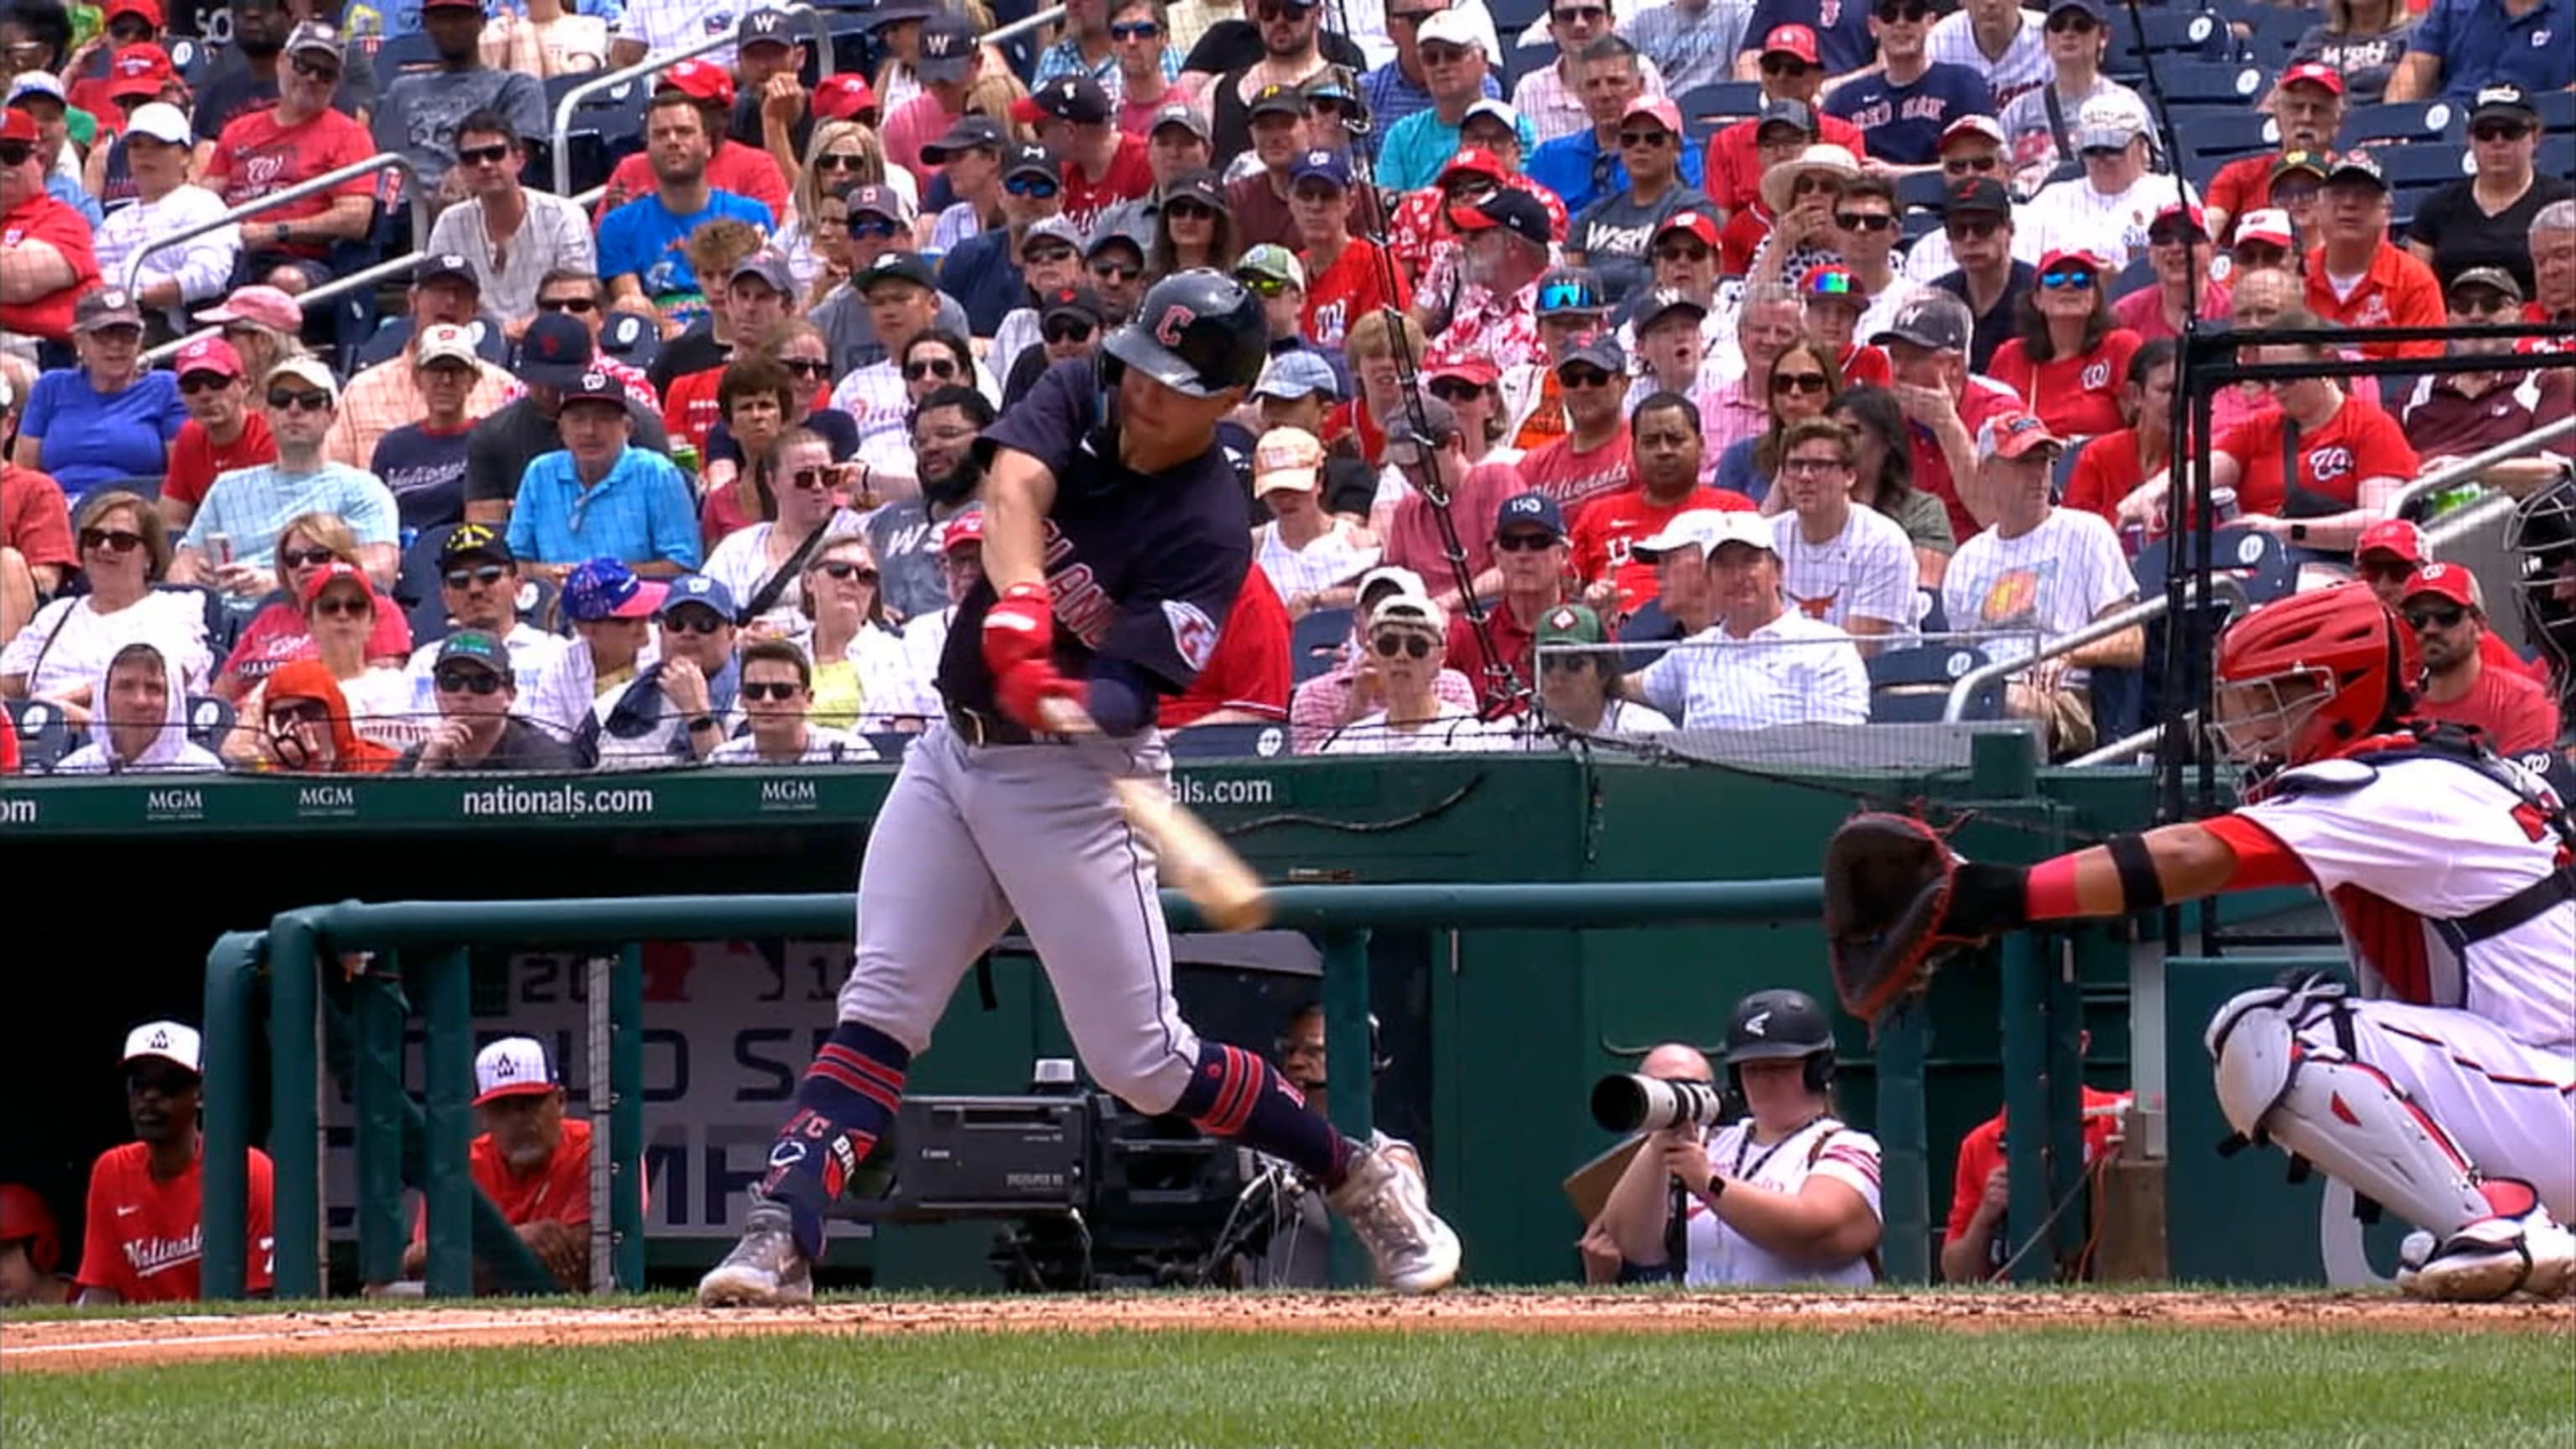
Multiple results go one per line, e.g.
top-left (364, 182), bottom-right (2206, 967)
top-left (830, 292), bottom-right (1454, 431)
top-left (1823, 583), bottom-right (2576, 1301)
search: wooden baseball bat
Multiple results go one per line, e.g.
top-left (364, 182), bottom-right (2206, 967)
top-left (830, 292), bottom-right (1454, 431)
top-left (1040, 699), bottom-right (1274, 932)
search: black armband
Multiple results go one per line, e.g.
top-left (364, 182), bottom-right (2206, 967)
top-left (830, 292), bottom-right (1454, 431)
top-left (2106, 832), bottom-right (2167, 912)
top-left (1945, 861), bottom-right (2033, 937)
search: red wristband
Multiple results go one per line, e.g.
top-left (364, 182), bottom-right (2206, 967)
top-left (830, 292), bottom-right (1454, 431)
top-left (2025, 855), bottom-right (2083, 922)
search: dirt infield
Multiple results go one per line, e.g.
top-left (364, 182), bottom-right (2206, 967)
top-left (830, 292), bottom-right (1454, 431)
top-left (4, 1291), bottom-right (2567, 1374)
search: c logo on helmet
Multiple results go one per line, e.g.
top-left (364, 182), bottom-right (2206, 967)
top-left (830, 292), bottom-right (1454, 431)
top-left (1154, 304), bottom-right (1198, 349)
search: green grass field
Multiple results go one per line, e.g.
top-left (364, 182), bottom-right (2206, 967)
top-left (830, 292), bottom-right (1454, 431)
top-left (8, 1325), bottom-right (2573, 1448)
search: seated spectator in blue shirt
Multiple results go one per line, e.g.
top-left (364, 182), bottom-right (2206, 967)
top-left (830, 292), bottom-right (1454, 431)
top-left (170, 357), bottom-right (402, 601)
top-left (598, 91), bottom-right (775, 338)
top-left (1526, 39), bottom-right (1706, 217)
top-left (1374, 17), bottom-right (1534, 191)
top-left (585, 572), bottom-right (740, 769)
top-left (13, 290), bottom-right (187, 501)
top-left (504, 370), bottom-right (701, 581)
top-left (937, 143), bottom-right (1063, 337)
top-left (1359, 0), bottom-right (1504, 164)
top-left (1821, 3), bottom-right (1992, 168)
top-left (7, 73), bottom-right (102, 226)
top-left (2389, 0), bottom-right (2576, 106)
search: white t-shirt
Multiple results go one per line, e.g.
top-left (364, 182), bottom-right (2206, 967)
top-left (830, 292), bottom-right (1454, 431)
top-left (402, 621), bottom-right (570, 720)
top-left (1684, 1116), bottom-right (1883, 1288)
top-left (1773, 506), bottom-right (1919, 635)
top-left (699, 512), bottom-right (865, 636)
top-left (874, 605), bottom-right (953, 721)
top-left (707, 724), bottom-right (879, 764)
top-left (1515, 697), bottom-right (1676, 748)
top-left (1941, 507), bottom-right (2135, 682)
top-left (250, 666), bottom-right (423, 750)
top-left (1320, 704), bottom-right (1509, 754)
top-left (0, 591), bottom-right (211, 699)
top-left (2014, 171), bottom-right (2190, 271)
top-left (1637, 610), bottom-right (1872, 730)
top-left (1254, 519), bottom-right (1382, 604)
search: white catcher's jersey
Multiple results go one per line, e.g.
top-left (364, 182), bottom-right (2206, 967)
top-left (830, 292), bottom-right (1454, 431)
top-left (2239, 753), bottom-right (2576, 1052)
top-left (1683, 1117), bottom-right (1883, 1288)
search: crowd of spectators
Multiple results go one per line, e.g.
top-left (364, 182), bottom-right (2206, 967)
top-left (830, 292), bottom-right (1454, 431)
top-left (0, 0), bottom-right (2571, 777)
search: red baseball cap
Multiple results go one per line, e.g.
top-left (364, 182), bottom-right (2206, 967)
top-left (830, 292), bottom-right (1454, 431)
top-left (2402, 563), bottom-right (2480, 611)
top-left (1652, 210), bottom-right (1718, 249)
top-left (1438, 146), bottom-right (1509, 184)
top-left (2278, 62), bottom-right (2345, 96)
top-left (660, 58), bottom-right (735, 106)
top-left (2152, 199), bottom-right (2209, 233)
top-left (104, 0), bottom-right (164, 25)
top-left (1976, 409), bottom-right (2064, 461)
top-left (299, 561), bottom-right (377, 610)
top-left (1762, 23), bottom-right (1820, 64)
top-left (106, 43), bottom-right (173, 98)
top-left (1428, 355), bottom-right (1501, 387)
top-left (2355, 518), bottom-right (2423, 564)
top-left (2035, 247), bottom-right (2108, 275)
top-left (0, 110), bottom-right (36, 145)
top-left (174, 335), bottom-right (244, 381)
top-left (813, 73), bottom-right (877, 122)
top-left (943, 510), bottom-right (986, 552)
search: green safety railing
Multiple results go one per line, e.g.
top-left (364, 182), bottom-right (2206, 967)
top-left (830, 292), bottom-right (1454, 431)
top-left (200, 877), bottom-right (2095, 1299)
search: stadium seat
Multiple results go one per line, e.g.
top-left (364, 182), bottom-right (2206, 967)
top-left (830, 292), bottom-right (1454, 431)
top-left (352, 316), bottom-right (415, 372)
top-left (2106, 8), bottom-right (2233, 78)
top-left (2107, 254), bottom-right (2157, 304)
top-left (1916, 585), bottom-right (1949, 635)
top-left (2240, 5), bottom-right (2313, 67)
top-left (2053, 436), bottom-right (2090, 498)
top-left (184, 695), bottom-right (236, 753)
top-left (600, 310), bottom-right (661, 372)
top-left (2132, 526), bottom-right (2297, 605)
top-left (2534, 89), bottom-right (2576, 136)
top-left (2541, 134), bottom-right (2576, 179)
top-left (1866, 643), bottom-right (1998, 723)
top-left (396, 522), bottom-right (463, 610)
top-left (551, 74), bottom-right (651, 195)
top-left (1679, 81), bottom-right (1763, 127)
top-left (2158, 61), bottom-right (2267, 106)
top-left (4, 697), bottom-right (74, 772)
top-left (1504, 37), bottom-right (1557, 93)
top-left (1167, 721), bottom-right (1291, 759)
top-left (1897, 169), bottom-right (1951, 213)
top-left (2179, 111), bottom-right (2282, 170)
top-left (89, 474), bottom-right (165, 501)
top-left (1291, 606), bottom-right (1352, 684)
top-left (2340, 100), bottom-right (2466, 148)
top-left (2371, 142), bottom-right (2473, 189)
top-left (1487, 0), bottom-right (1551, 31)
top-left (374, 31), bottom-right (440, 74)
top-left (515, 575), bottom-right (561, 634)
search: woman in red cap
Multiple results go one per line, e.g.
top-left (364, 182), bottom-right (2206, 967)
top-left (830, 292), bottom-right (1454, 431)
top-left (224, 562), bottom-right (418, 761)
top-left (1985, 247), bottom-right (2141, 442)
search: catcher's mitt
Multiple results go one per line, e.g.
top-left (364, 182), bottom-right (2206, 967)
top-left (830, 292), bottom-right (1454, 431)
top-left (1821, 813), bottom-right (1993, 1022)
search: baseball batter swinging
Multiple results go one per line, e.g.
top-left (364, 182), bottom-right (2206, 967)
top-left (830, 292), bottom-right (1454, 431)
top-left (1828, 584), bottom-right (2575, 1301)
top-left (699, 273), bottom-right (1462, 1305)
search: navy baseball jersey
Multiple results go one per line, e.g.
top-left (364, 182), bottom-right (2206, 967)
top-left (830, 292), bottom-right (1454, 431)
top-left (938, 358), bottom-right (1254, 715)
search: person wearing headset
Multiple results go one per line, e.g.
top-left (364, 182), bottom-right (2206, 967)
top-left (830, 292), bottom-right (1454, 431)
top-left (1593, 985), bottom-right (1885, 1285)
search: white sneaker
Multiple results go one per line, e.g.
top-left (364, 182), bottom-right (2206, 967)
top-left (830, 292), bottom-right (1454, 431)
top-left (1327, 1143), bottom-right (1461, 1295)
top-left (697, 1201), bottom-right (815, 1307)
top-left (2402, 1213), bottom-right (2576, 1302)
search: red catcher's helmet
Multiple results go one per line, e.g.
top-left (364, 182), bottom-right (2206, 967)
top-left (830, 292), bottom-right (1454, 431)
top-left (2210, 583), bottom-right (2407, 768)
top-left (0, 1182), bottom-right (60, 1275)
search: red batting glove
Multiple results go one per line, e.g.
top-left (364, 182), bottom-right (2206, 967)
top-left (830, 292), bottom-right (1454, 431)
top-left (982, 581), bottom-right (1056, 680)
top-left (995, 658), bottom-right (1082, 730)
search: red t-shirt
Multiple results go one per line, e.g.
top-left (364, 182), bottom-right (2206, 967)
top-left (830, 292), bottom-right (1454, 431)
top-left (215, 599), bottom-right (414, 699)
top-left (1515, 429), bottom-right (1639, 512)
top-left (164, 413), bottom-right (280, 509)
top-left (1322, 396), bottom-right (1388, 467)
top-left (1986, 330), bottom-right (2142, 442)
top-left (76, 1140), bottom-right (276, 1302)
top-left (204, 105), bottom-right (379, 257)
top-left (1063, 132), bottom-right (1154, 231)
top-left (597, 140), bottom-right (787, 227)
top-left (1569, 484), bottom-right (1755, 615)
top-left (2204, 153), bottom-right (2274, 243)
top-left (2413, 662), bottom-right (2563, 753)
top-left (1836, 343), bottom-right (1893, 390)
top-left (1382, 460), bottom-right (1515, 584)
top-left (0, 192), bottom-right (105, 340)
top-left (1158, 564), bottom-right (1291, 728)
top-left (1445, 594), bottom-right (1547, 717)
top-left (1909, 379), bottom-right (2025, 543)
top-left (410, 1119), bottom-right (597, 1240)
top-left (1301, 240), bottom-right (1413, 352)
top-left (662, 366), bottom-right (725, 459)
top-left (1943, 1085), bottom-right (2130, 1258)
top-left (1717, 203), bottom-right (1772, 278)
top-left (0, 463), bottom-right (75, 569)
top-left (1706, 112), bottom-right (1868, 212)
top-left (2214, 395), bottom-right (2419, 517)
top-left (2060, 426), bottom-right (2158, 530)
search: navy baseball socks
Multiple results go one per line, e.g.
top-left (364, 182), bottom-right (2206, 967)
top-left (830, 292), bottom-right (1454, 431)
top-left (1176, 1042), bottom-right (1461, 1295)
top-left (699, 1021), bottom-right (909, 1306)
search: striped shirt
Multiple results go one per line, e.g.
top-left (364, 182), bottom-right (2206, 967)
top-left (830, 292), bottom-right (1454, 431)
top-left (1510, 52), bottom-right (1668, 147)
top-left (1034, 37), bottom-right (1182, 106)
top-left (1924, 9), bottom-right (2049, 112)
top-left (325, 356), bottom-right (522, 471)
top-left (1632, 610), bottom-right (1871, 729)
top-left (182, 462), bottom-right (400, 567)
top-left (1254, 519), bottom-right (1383, 602)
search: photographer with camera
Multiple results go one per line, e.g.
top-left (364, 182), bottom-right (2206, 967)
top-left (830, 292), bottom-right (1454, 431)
top-left (1591, 988), bottom-right (1883, 1285)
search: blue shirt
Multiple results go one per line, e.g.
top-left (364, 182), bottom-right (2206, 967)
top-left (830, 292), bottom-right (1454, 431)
top-left (2407, 0), bottom-right (2576, 104)
top-left (1358, 62), bottom-right (1503, 165)
top-left (937, 227), bottom-right (1026, 338)
top-left (21, 368), bottom-right (188, 500)
top-left (181, 461), bottom-right (400, 568)
top-left (504, 446), bottom-right (704, 570)
top-left (1741, 0), bottom-right (1877, 75)
top-left (1375, 104), bottom-right (1541, 193)
top-left (596, 190), bottom-right (776, 304)
top-left (1823, 62), bottom-right (1995, 166)
top-left (46, 173), bottom-right (101, 227)
top-left (1525, 130), bottom-right (1709, 218)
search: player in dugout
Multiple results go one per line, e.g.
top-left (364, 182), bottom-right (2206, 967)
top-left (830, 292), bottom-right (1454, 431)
top-left (402, 1037), bottom-right (598, 1294)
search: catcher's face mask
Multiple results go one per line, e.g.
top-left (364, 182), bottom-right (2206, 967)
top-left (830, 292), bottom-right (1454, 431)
top-left (2209, 667), bottom-right (2334, 766)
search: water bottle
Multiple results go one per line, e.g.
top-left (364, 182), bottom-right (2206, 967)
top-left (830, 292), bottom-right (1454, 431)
top-left (670, 439), bottom-right (699, 487)
top-left (2208, 486), bottom-right (2240, 526)
top-left (2421, 480), bottom-right (2484, 522)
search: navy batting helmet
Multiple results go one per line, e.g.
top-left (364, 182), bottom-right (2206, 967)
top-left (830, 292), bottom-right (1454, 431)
top-left (1104, 269), bottom-right (1270, 398)
top-left (1722, 988), bottom-right (1836, 1095)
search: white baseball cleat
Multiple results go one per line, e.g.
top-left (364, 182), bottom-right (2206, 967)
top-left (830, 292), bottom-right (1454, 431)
top-left (2400, 1213), bottom-right (2576, 1302)
top-left (1327, 1143), bottom-right (1462, 1295)
top-left (697, 1201), bottom-right (815, 1307)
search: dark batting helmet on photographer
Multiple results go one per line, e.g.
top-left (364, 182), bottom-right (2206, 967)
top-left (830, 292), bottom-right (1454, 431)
top-left (1104, 268), bottom-right (1270, 399)
top-left (1722, 987), bottom-right (1836, 1096)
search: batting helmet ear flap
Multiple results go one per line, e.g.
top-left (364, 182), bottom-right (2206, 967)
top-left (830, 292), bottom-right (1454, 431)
top-left (1804, 1051), bottom-right (1836, 1096)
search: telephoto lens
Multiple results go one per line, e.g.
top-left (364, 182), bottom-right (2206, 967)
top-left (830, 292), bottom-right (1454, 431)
top-left (1590, 1074), bottom-right (1727, 1134)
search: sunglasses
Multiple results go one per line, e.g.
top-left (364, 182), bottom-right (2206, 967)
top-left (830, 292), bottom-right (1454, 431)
top-left (849, 218), bottom-right (902, 240)
top-left (311, 594), bottom-right (371, 619)
top-left (1256, 0), bottom-right (1316, 18)
top-left (789, 466), bottom-right (839, 491)
top-left (2405, 605), bottom-right (2467, 631)
top-left (281, 546), bottom-right (340, 569)
top-left (2148, 226), bottom-right (2200, 247)
top-left (289, 56), bottom-right (340, 83)
top-left (80, 527), bottom-right (145, 553)
top-left (445, 564), bottom-right (507, 589)
top-left (1654, 241), bottom-right (1712, 263)
top-left (537, 295), bottom-right (598, 314)
top-left (1429, 379), bottom-right (1485, 402)
top-left (1005, 176), bottom-right (1059, 199)
top-left (1943, 154), bottom-right (1999, 174)
top-left (1761, 55), bottom-right (1812, 75)
top-left (1551, 3), bottom-right (1607, 19)
top-left (1540, 652), bottom-right (1592, 673)
top-left (1791, 174), bottom-right (1838, 197)
top-left (1617, 129), bottom-right (1672, 148)
top-left (1391, 8), bottom-right (1436, 22)
top-left (2454, 292), bottom-right (2514, 316)
top-left (268, 388), bottom-right (332, 412)
top-left (434, 668), bottom-right (504, 694)
top-left (1779, 454), bottom-right (1849, 475)
top-left (1538, 281), bottom-right (1599, 312)
top-left (1836, 211), bottom-right (1897, 232)
top-left (179, 371), bottom-right (236, 394)
top-left (2039, 267), bottom-right (2097, 289)
top-left (818, 560), bottom-right (879, 583)
top-left (1165, 198), bottom-right (1218, 222)
top-left (1022, 245), bottom-right (1078, 266)
top-left (1110, 19), bottom-right (1161, 38)
top-left (457, 143), bottom-right (511, 167)
top-left (1560, 366), bottom-right (1617, 390)
top-left (1945, 218), bottom-right (2002, 240)
top-left (1240, 274), bottom-right (1289, 297)
top-left (266, 703), bottom-right (330, 730)
top-left (1772, 371), bottom-right (1832, 394)
top-left (2471, 122), bottom-right (2531, 143)
top-left (1092, 261), bottom-right (1142, 282)
top-left (2044, 11), bottom-right (2096, 30)
top-left (816, 153), bottom-right (868, 172)
top-left (904, 357), bottom-right (959, 381)
top-left (1369, 631), bottom-right (1433, 658)
top-left (109, 18), bottom-right (155, 38)
top-left (1495, 532), bottom-right (1559, 552)
top-left (1420, 42), bottom-right (1476, 65)
top-left (0, 142), bottom-right (34, 167)
top-left (1043, 318), bottom-right (1097, 344)
top-left (782, 357), bottom-right (833, 378)
top-left (662, 612), bottom-right (727, 635)
top-left (1874, 0), bottom-right (1929, 18)
top-left (740, 681), bottom-right (806, 701)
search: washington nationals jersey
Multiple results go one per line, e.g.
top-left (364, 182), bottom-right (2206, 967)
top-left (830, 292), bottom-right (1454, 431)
top-left (76, 1141), bottom-right (276, 1302)
top-left (2236, 753), bottom-right (2576, 1051)
top-left (2214, 396), bottom-right (2421, 519)
top-left (1683, 1117), bottom-right (1883, 1288)
top-left (942, 358), bottom-right (1253, 714)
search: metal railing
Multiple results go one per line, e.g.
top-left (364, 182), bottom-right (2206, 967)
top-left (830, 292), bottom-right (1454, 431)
top-left (125, 151), bottom-right (428, 301)
top-left (1942, 576), bottom-right (2246, 724)
top-left (983, 3), bottom-right (1068, 46)
top-left (2385, 415), bottom-right (2576, 518)
top-left (551, 3), bottom-right (834, 195)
